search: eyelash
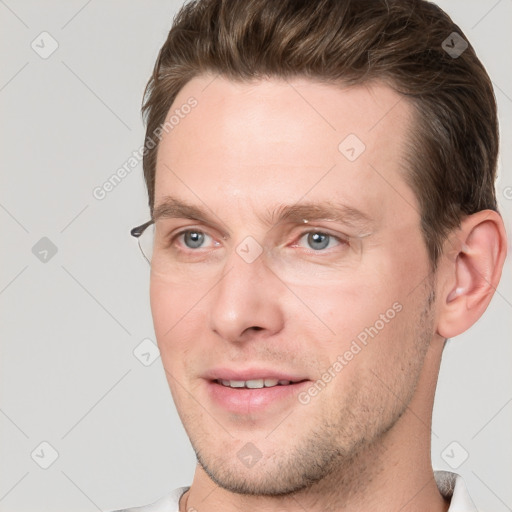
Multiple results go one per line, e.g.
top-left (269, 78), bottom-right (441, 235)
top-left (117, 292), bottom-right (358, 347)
top-left (169, 228), bottom-right (350, 254)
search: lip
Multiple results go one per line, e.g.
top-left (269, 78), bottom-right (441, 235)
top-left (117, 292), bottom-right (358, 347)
top-left (203, 367), bottom-right (308, 382)
top-left (204, 377), bottom-right (310, 415)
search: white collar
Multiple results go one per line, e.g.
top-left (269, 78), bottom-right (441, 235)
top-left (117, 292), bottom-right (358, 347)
top-left (434, 470), bottom-right (477, 511)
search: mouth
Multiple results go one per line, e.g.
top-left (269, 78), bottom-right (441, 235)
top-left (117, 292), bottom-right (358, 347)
top-left (206, 377), bottom-right (310, 414)
top-left (214, 378), bottom-right (308, 389)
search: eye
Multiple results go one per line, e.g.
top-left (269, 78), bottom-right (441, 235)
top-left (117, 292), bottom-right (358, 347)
top-left (177, 230), bottom-right (217, 249)
top-left (296, 231), bottom-right (346, 251)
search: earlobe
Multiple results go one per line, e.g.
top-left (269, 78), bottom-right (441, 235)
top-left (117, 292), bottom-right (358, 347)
top-left (437, 210), bottom-right (507, 339)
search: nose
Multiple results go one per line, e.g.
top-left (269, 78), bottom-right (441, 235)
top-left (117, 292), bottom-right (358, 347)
top-left (208, 247), bottom-right (286, 344)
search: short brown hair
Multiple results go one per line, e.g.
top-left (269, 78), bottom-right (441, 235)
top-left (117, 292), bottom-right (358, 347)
top-left (141, 0), bottom-right (499, 269)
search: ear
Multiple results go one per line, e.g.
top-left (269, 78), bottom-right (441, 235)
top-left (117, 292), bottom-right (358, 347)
top-left (436, 209), bottom-right (508, 339)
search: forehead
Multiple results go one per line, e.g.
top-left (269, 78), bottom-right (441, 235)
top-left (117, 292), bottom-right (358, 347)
top-left (154, 74), bottom-right (419, 229)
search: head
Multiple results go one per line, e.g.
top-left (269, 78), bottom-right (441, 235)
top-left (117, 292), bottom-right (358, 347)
top-left (137, 0), bottom-right (507, 500)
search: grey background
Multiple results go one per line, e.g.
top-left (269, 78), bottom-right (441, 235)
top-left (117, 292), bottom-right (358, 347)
top-left (1, 1), bottom-right (511, 511)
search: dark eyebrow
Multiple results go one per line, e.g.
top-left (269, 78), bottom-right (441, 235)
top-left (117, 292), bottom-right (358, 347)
top-left (152, 196), bottom-right (373, 232)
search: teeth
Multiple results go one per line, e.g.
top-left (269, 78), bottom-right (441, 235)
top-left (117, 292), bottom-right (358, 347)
top-left (246, 379), bottom-right (264, 388)
top-left (218, 378), bottom-right (292, 388)
top-left (225, 380), bottom-right (245, 387)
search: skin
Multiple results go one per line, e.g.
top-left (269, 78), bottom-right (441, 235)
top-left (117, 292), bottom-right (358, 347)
top-left (149, 74), bottom-right (507, 512)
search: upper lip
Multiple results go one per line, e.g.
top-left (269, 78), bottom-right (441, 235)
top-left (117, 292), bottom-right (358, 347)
top-left (204, 368), bottom-right (309, 382)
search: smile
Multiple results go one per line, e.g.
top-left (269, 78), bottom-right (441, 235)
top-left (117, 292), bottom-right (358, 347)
top-left (215, 378), bottom-right (302, 388)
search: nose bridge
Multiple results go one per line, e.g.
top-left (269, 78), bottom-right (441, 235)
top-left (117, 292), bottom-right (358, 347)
top-left (208, 242), bottom-right (284, 342)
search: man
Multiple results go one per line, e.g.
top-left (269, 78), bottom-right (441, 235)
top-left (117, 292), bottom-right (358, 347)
top-left (118, 0), bottom-right (507, 510)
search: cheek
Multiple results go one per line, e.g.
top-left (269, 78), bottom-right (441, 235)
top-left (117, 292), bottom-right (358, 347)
top-left (291, 264), bottom-right (418, 382)
top-left (150, 278), bottom-right (192, 363)
top-left (289, 271), bottom-right (398, 341)
top-left (150, 275), bottom-right (202, 332)
top-left (149, 278), bottom-right (172, 336)
top-left (316, 300), bottom-right (419, 417)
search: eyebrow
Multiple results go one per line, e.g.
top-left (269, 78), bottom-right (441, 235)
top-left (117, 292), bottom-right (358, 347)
top-left (152, 196), bottom-right (374, 233)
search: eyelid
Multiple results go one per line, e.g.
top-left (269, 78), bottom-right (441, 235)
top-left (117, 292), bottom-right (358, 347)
top-left (158, 220), bottom-right (225, 239)
top-left (290, 228), bottom-right (350, 249)
top-left (173, 227), bottom-right (221, 249)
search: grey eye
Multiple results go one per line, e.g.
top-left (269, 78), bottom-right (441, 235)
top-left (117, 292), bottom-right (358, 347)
top-left (306, 232), bottom-right (330, 250)
top-left (183, 231), bottom-right (205, 249)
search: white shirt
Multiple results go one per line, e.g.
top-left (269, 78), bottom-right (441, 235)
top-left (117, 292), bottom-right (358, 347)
top-left (111, 470), bottom-right (476, 512)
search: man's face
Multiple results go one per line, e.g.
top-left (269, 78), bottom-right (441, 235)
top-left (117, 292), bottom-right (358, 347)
top-left (150, 75), bottom-right (438, 494)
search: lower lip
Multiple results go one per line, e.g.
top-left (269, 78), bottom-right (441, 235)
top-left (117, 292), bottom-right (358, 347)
top-left (205, 380), bottom-right (310, 414)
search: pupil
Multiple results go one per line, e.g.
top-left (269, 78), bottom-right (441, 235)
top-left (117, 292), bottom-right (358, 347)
top-left (308, 232), bottom-right (329, 250)
top-left (185, 231), bottom-right (204, 248)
